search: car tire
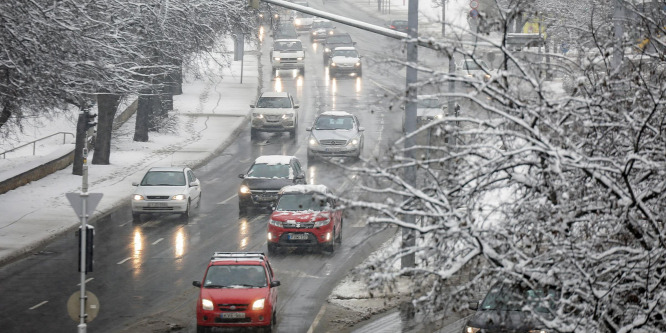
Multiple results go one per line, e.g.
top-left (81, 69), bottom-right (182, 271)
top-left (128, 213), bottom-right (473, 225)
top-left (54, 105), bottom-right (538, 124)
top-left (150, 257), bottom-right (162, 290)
top-left (132, 213), bottom-right (141, 223)
top-left (307, 152), bottom-right (315, 165)
top-left (181, 200), bottom-right (191, 221)
top-left (336, 220), bottom-right (343, 244)
top-left (196, 325), bottom-right (210, 333)
top-left (357, 69), bottom-right (362, 77)
top-left (289, 127), bottom-right (297, 138)
top-left (267, 242), bottom-right (278, 255)
top-left (196, 193), bottom-right (202, 208)
top-left (300, 67), bottom-right (305, 75)
top-left (239, 204), bottom-right (249, 216)
top-left (251, 128), bottom-right (259, 140)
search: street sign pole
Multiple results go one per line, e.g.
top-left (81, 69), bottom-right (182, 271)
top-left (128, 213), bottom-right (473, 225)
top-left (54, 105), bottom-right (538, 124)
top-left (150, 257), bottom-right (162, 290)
top-left (78, 141), bottom-right (89, 333)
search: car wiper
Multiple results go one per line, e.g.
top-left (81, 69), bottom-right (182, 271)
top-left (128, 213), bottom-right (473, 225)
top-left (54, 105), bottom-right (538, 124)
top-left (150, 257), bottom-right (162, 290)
top-left (205, 284), bottom-right (228, 288)
top-left (156, 183), bottom-right (176, 186)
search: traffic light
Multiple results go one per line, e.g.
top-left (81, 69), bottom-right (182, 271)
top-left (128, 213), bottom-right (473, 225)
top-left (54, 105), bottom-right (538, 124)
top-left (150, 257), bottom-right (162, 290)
top-left (250, 0), bottom-right (259, 9)
top-left (77, 225), bottom-right (94, 273)
top-left (85, 111), bottom-right (97, 131)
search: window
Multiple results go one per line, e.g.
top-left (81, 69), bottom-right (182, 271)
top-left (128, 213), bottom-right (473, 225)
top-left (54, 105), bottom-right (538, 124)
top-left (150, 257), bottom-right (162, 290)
top-left (247, 163), bottom-right (291, 179)
top-left (141, 171), bottom-right (186, 186)
top-left (256, 97), bottom-right (292, 108)
top-left (204, 265), bottom-right (267, 288)
top-left (315, 116), bottom-right (355, 130)
top-left (276, 193), bottom-right (329, 211)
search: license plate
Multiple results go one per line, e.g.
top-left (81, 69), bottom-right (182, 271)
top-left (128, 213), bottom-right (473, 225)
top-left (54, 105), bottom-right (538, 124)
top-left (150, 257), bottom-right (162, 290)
top-left (148, 202), bottom-right (168, 207)
top-left (288, 233), bottom-right (308, 240)
top-left (221, 312), bottom-right (246, 319)
top-left (325, 148), bottom-right (341, 152)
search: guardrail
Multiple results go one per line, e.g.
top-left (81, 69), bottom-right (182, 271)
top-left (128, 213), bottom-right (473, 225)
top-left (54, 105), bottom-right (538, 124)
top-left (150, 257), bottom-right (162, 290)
top-left (1, 132), bottom-right (74, 159)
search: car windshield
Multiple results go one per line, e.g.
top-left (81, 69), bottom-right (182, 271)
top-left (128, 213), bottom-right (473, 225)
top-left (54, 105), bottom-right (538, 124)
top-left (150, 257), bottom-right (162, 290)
top-left (331, 50), bottom-right (358, 58)
top-left (274, 40), bottom-right (302, 51)
top-left (276, 193), bottom-right (329, 211)
top-left (327, 35), bottom-right (352, 44)
top-left (247, 163), bottom-right (291, 178)
top-left (417, 98), bottom-right (440, 108)
top-left (256, 97), bottom-right (292, 108)
top-left (392, 20), bottom-right (408, 26)
top-left (314, 115), bottom-right (354, 130)
top-left (140, 171), bottom-right (185, 186)
top-left (204, 265), bottom-right (267, 288)
top-left (480, 283), bottom-right (558, 313)
top-left (463, 60), bottom-right (490, 71)
top-left (312, 21), bottom-right (333, 29)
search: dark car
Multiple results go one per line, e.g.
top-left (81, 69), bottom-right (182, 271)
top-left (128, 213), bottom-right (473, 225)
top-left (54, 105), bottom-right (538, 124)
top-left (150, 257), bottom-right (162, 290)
top-left (238, 155), bottom-right (306, 214)
top-left (310, 19), bottom-right (336, 42)
top-left (387, 19), bottom-right (409, 32)
top-left (464, 281), bottom-right (558, 333)
top-left (273, 22), bottom-right (298, 39)
top-left (321, 33), bottom-right (355, 64)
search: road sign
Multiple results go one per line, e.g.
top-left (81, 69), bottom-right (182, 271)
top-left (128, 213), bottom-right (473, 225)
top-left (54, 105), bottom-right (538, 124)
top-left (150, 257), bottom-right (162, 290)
top-left (470, 9), bottom-right (479, 19)
top-left (66, 192), bottom-right (103, 218)
top-left (470, 0), bottom-right (479, 9)
top-left (67, 291), bottom-right (100, 323)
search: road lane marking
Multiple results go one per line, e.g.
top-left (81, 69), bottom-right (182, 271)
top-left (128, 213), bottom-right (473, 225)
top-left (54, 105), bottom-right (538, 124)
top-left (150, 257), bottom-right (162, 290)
top-left (77, 278), bottom-right (94, 286)
top-left (307, 303), bottom-right (328, 333)
top-left (217, 195), bottom-right (237, 205)
top-left (152, 238), bottom-right (164, 245)
top-left (29, 301), bottom-right (48, 310)
top-left (117, 257), bottom-right (131, 264)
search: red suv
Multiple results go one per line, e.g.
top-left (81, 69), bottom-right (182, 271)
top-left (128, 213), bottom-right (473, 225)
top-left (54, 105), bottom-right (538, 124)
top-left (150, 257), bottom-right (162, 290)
top-left (192, 252), bottom-right (280, 332)
top-left (267, 184), bottom-right (343, 254)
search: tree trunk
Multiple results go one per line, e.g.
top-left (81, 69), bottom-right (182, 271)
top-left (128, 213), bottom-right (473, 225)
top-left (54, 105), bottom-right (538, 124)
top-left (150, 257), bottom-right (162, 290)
top-left (133, 90), bottom-right (151, 142)
top-left (92, 93), bottom-right (120, 165)
top-left (170, 59), bottom-right (183, 95)
top-left (147, 92), bottom-right (163, 132)
top-left (72, 111), bottom-right (87, 175)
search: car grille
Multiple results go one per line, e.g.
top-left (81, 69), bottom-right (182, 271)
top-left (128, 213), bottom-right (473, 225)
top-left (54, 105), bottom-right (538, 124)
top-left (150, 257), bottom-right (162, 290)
top-left (279, 233), bottom-right (318, 245)
top-left (320, 139), bottom-right (347, 146)
top-left (142, 207), bottom-right (174, 211)
top-left (215, 317), bottom-right (252, 323)
top-left (278, 58), bottom-right (298, 63)
top-left (264, 115), bottom-right (281, 121)
top-left (218, 304), bottom-right (249, 311)
top-left (283, 222), bottom-right (315, 228)
top-left (146, 196), bottom-right (170, 200)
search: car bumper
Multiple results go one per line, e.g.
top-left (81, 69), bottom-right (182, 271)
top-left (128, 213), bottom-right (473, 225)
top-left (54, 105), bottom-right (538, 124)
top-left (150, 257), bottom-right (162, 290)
top-left (308, 145), bottom-right (360, 157)
top-left (251, 118), bottom-right (296, 131)
top-left (196, 308), bottom-right (272, 328)
top-left (267, 224), bottom-right (334, 246)
top-left (131, 200), bottom-right (188, 213)
top-left (239, 192), bottom-right (280, 207)
top-left (329, 65), bottom-right (361, 74)
top-left (271, 60), bottom-right (304, 70)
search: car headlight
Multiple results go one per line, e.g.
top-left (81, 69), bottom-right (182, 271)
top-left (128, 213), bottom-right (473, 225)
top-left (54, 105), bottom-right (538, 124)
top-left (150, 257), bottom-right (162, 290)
top-left (252, 298), bottom-right (265, 310)
top-left (132, 194), bottom-right (144, 201)
top-left (252, 113), bottom-right (264, 119)
top-left (269, 219), bottom-right (283, 227)
top-left (308, 137), bottom-right (318, 146)
top-left (314, 219), bottom-right (331, 227)
top-left (349, 139), bottom-right (359, 146)
top-left (329, 30), bottom-right (334, 35)
top-left (282, 113), bottom-right (294, 119)
top-left (202, 298), bottom-right (214, 310)
top-left (324, 47), bottom-right (331, 53)
top-left (330, 62), bottom-right (337, 67)
top-left (295, 19), bottom-right (302, 25)
top-left (274, 14), bottom-right (279, 18)
top-left (172, 194), bottom-right (186, 200)
top-left (239, 185), bottom-right (250, 194)
top-left (297, 57), bottom-right (303, 61)
top-left (259, 14), bottom-right (264, 18)
top-left (435, 114), bottom-right (444, 119)
top-left (312, 31), bottom-right (316, 35)
top-left (355, 62), bottom-right (361, 67)
top-left (528, 330), bottom-right (548, 333)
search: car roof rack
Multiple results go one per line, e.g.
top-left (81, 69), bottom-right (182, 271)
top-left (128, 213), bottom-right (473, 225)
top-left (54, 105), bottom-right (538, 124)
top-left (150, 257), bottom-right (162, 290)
top-left (210, 252), bottom-right (266, 261)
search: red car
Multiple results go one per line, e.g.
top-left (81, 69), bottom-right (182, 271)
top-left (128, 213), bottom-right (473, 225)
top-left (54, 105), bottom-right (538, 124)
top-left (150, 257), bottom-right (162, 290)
top-left (267, 184), bottom-right (343, 254)
top-left (192, 252), bottom-right (280, 333)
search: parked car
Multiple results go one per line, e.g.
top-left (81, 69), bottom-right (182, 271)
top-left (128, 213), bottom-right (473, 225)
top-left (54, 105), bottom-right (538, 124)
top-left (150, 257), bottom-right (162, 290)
top-left (387, 19), bottom-right (409, 32)
top-left (293, 11), bottom-right (314, 32)
top-left (192, 252), bottom-right (280, 333)
top-left (464, 281), bottom-right (558, 333)
top-left (250, 91), bottom-right (300, 138)
top-left (322, 33), bottom-right (355, 64)
top-left (131, 167), bottom-right (202, 222)
top-left (456, 58), bottom-right (494, 82)
top-left (238, 155), bottom-right (306, 214)
top-left (310, 19), bottom-right (336, 42)
top-left (271, 39), bottom-right (305, 74)
top-left (267, 184), bottom-right (342, 253)
top-left (306, 111), bottom-right (364, 162)
top-left (327, 46), bottom-right (362, 77)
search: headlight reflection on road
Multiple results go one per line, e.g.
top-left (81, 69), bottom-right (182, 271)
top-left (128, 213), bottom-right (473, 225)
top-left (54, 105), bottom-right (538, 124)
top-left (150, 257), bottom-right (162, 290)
top-left (259, 26), bottom-right (265, 42)
top-left (308, 165), bottom-right (317, 184)
top-left (132, 228), bottom-right (143, 275)
top-left (239, 218), bottom-right (249, 250)
top-left (355, 77), bottom-right (362, 93)
top-left (174, 229), bottom-right (185, 258)
top-left (274, 77), bottom-right (283, 92)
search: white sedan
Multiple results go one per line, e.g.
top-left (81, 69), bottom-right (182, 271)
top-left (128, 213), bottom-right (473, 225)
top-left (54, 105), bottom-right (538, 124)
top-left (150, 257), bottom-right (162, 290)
top-left (131, 167), bottom-right (202, 222)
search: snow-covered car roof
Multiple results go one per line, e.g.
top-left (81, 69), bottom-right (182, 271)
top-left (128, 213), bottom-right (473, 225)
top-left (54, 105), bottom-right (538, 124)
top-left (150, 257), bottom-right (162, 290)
top-left (279, 184), bottom-right (328, 194)
top-left (259, 91), bottom-right (290, 98)
top-left (319, 111), bottom-right (353, 117)
top-left (273, 39), bottom-right (301, 44)
top-left (147, 166), bottom-right (186, 172)
top-left (332, 46), bottom-right (356, 52)
top-left (253, 155), bottom-right (294, 165)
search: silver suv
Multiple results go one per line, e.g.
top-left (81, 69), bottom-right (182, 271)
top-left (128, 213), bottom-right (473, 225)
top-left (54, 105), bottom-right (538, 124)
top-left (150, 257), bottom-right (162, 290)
top-left (250, 92), bottom-right (299, 139)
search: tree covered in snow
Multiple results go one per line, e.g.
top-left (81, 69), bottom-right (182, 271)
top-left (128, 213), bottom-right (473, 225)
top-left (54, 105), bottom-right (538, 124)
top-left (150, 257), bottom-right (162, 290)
top-left (348, 1), bottom-right (666, 331)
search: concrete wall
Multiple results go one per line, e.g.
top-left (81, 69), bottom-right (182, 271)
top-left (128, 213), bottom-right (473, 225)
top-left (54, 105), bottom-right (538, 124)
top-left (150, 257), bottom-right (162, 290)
top-left (0, 99), bottom-right (138, 195)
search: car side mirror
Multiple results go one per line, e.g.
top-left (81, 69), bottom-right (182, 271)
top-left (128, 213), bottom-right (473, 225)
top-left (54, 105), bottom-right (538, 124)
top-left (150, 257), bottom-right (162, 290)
top-left (358, 126), bottom-right (365, 131)
top-left (306, 127), bottom-right (312, 131)
top-left (192, 281), bottom-right (202, 288)
top-left (239, 174), bottom-right (246, 179)
top-left (132, 182), bottom-right (139, 186)
top-left (190, 180), bottom-right (200, 187)
top-left (294, 104), bottom-right (300, 109)
top-left (295, 174), bottom-right (305, 180)
top-left (250, 104), bottom-right (255, 108)
top-left (353, 41), bottom-right (357, 45)
top-left (468, 301), bottom-right (478, 310)
top-left (270, 280), bottom-right (281, 288)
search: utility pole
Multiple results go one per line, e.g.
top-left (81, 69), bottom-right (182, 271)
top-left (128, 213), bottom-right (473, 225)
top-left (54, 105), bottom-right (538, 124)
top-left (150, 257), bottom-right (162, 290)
top-left (612, 0), bottom-right (625, 70)
top-left (402, 0), bottom-right (418, 269)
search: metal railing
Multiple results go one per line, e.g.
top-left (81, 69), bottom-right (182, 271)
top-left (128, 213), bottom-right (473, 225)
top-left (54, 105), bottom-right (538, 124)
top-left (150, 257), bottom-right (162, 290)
top-left (1, 132), bottom-right (74, 159)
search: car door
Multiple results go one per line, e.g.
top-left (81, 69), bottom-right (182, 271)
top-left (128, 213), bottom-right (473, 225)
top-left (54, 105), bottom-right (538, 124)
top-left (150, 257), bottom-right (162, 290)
top-left (265, 261), bottom-right (279, 311)
top-left (187, 169), bottom-right (201, 203)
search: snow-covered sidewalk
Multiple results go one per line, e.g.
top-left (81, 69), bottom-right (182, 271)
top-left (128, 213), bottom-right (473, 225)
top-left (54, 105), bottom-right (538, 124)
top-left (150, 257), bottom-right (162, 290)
top-left (0, 43), bottom-right (259, 265)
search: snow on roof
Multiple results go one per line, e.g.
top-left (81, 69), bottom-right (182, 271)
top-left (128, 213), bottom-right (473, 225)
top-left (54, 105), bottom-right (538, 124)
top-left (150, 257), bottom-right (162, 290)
top-left (254, 155), bottom-right (294, 165)
top-left (332, 46), bottom-right (356, 51)
top-left (274, 38), bottom-right (301, 43)
top-left (320, 111), bottom-right (352, 117)
top-left (260, 91), bottom-right (290, 98)
top-left (280, 184), bottom-right (328, 194)
top-left (148, 166), bottom-right (185, 172)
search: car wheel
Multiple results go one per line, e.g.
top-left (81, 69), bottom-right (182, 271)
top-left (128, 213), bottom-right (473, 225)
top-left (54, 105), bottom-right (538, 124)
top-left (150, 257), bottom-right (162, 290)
top-left (196, 325), bottom-right (210, 333)
top-left (239, 204), bottom-right (249, 216)
top-left (289, 127), bottom-right (297, 138)
top-left (196, 193), bottom-right (202, 208)
top-left (357, 69), bottom-right (362, 77)
top-left (300, 67), bottom-right (305, 75)
top-left (336, 220), bottom-right (343, 244)
top-left (181, 200), bottom-right (191, 221)
top-left (251, 128), bottom-right (259, 140)
top-left (132, 213), bottom-right (141, 223)
top-left (307, 152), bottom-right (315, 165)
top-left (267, 242), bottom-right (278, 255)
